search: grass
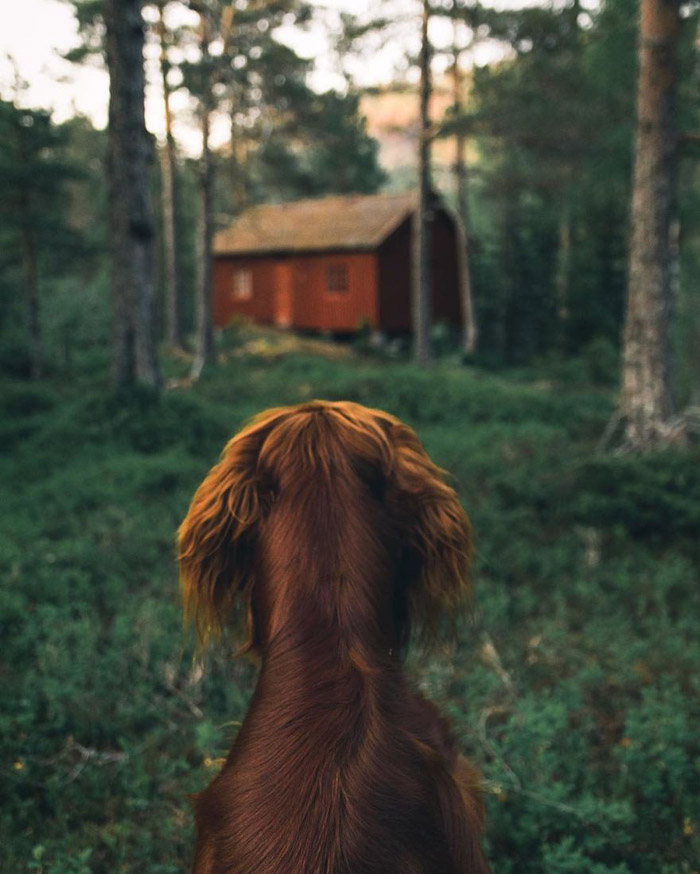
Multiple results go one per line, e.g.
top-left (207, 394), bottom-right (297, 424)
top-left (2, 332), bottom-right (699, 873)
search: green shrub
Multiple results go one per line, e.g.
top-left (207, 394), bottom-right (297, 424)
top-left (2, 347), bottom-right (698, 872)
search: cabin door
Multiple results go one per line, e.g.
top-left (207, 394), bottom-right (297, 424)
top-left (274, 262), bottom-right (293, 328)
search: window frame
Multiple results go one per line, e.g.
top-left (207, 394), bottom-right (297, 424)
top-left (232, 268), bottom-right (253, 301)
top-left (326, 262), bottom-right (349, 295)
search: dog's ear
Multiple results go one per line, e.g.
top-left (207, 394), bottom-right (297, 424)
top-left (177, 413), bottom-right (280, 653)
top-left (386, 421), bottom-right (473, 645)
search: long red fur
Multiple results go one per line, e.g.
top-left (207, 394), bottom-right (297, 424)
top-left (178, 400), bottom-right (490, 874)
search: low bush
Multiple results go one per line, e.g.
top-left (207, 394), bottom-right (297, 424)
top-left (2, 346), bottom-right (698, 872)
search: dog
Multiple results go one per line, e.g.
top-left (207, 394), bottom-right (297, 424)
top-left (178, 400), bottom-right (490, 874)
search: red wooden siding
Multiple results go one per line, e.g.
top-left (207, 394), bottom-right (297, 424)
top-left (213, 257), bottom-right (277, 326)
top-left (291, 252), bottom-right (378, 332)
top-left (213, 252), bottom-right (379, 332)
top-left (274, 262), bottom-right (293, 327)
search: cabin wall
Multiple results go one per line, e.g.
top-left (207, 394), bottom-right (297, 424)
top-left (213, 213), bottom-right (460, 334)
top-left (432, 211), bottom-right (462, 326)
top-left (376, 214), bottom-right (462, 333)
top-left (213, 251), bottom-right (378, 332)
top-left (292, 252), bottom-right (378, 332)
top-left (377, 220), bottom-right (412, 332)
top-left (213, 256), bottom-right (276, 327)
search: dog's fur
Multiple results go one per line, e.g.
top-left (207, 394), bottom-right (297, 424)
top-left (178, 400), bottom-right (489, 874)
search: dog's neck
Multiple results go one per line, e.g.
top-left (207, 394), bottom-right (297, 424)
top-left (243, 602), bottom-right (402, 759)
top-left (254, 476), bottom-right (402, 663)
top-left (261, 589), bottom-right (399, 678)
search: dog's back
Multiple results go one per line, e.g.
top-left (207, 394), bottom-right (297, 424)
top-left (192, 670), bottom-right (487, 874)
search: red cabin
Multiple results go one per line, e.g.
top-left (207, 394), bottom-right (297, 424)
top-left (212, 191), bottom-right (463, 334)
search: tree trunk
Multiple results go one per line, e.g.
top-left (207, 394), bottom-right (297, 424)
top-left (230, 121), bottom-right (249, 214)
top-left (191, 12), bottom-right (216, 380)
top-left (412, 0), bottom-right (432, 367)
top-left (105, 0), bottom-right (160, 389)
top-left (452, 42), bottom-right (476, 358)
top-left (157, 2), bottom-right (182, 350)
top-left (21, 222), bottom-right (43, 379)
top-left (621, 0), bottom-right (680, 448)
top-left (498, 193), bottom-right (517, 364)
top-left (555, 199), bottom-right (571, 353)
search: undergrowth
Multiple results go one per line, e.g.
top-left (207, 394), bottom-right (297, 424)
top-left (2, 341), bottom-right (699, 873)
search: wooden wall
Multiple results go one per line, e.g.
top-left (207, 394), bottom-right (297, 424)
top-left (212, 213), bottom-right (460, 334)
top-left (291, 252), bottom-right (378, 332)
top-left (213, 251), bottom-right (378, 332)
top-left (376, 220), bottom-right (412, 332)
top-left (431, 211), bottom-right (462, 327)
top-left (212, 256), bottom-right (276, 327)
top-left (376, 213), bottom-right (462, 333)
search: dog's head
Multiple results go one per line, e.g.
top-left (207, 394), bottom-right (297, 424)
top-left (178, 401), bottom-right (472, 654)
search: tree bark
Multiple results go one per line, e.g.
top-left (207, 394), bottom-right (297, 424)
top-left (21, 222), bottom-right (43, 379)
top-left (191, 10), bottom-right (216, 380)
top-left (157, 2), bottom-right (182, 350)
top-left (412, 0), bottom-right (433, 366)
top-left (452, 41), bottom-right (476, 357)
top-left (621, 0), bottom-right (681, 448)
top-left (105, 0), bottom-right (160, 389)
top-left (230, 121), bottom-right (249, 213)
top-left (555, 198), bottom-right (571, 353)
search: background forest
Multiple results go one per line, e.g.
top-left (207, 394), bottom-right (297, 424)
top-left (1, 0), bottom-right (700, 872)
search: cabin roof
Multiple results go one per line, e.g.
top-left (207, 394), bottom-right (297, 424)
top-left (213, 191), bottom-right (420, 256)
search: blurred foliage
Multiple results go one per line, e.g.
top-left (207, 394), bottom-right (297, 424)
top-left (0, 99), bottom-right (97, 377)
top-left (2, 336), bottom-right (699, 871)
top-left (152, 0), bottom-right (385, 212)
top-left (0, 104), bottom-right (108, 379)
top-left (463, 0), bottom-right (700, 382)
top-left (248, 89), bottom-right (386, 201)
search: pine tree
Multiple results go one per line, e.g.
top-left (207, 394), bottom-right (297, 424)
top-left (0, 99), bottom-right (80, 378)
top-left (105, 0), bottom-right (160, 388)
top-left (450, 21), bottom-right (476, 357)
top-left (621, 0), bottom-right (682, 448)
top-left (463, 0), bottom-right (636, 364)
top-left (188, 0), bottom-right (216, 379)
top-left (66, 0), bottom-right (160, 387)
top-left (156, 0), bottom-right (183, 350)
top-left (412, 0), bottom-right (433, 366)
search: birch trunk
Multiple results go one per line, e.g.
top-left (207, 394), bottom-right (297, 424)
top-left (452, 46), bottom-right (476, 357)
top-left (621, 0), bottom-right (680, 448)
top-left (230, 125), bottom-right (249, 213)
top-left (555, 200), bottom-right (571, 353)
top-left (157, 3), bottom-right (182, 350)
top-left (412, 0), bottom-right (432, 367)
top-left (21, 222), bottom-right (43, 379)
top-left (191, 12), bottom-right (216, 380)
top-left (105, 0), bottom-right (160, 389)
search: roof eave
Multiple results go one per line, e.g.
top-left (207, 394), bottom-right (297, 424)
top-left (213, 243), bottom-right (386, 258)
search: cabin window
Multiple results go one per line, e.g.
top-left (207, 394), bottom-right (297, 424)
top-left (326, 263), bottom-right (348, 294)
top-left (232, 269), bottom-right (253, 300)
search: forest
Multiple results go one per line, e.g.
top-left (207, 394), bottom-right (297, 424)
top-left (1, 0), bottom-right (699, 871)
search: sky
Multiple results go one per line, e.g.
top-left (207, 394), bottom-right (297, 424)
top-left (0, 0), bottom-right (535, 154)
top-left (0, 0), bottom-right (399, 152)
top-left (0, 1), bottom-right (110, 125)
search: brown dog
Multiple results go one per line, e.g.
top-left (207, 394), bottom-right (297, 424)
top-left (178, 400), bottom-right (489, 874)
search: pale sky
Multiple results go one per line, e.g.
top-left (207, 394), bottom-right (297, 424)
top-left (0, 0), bottom-right (550, 155)
top-left (0, 0), bottom-right (110, 124)
top-left (0, 0), bottom-right (401, 153)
